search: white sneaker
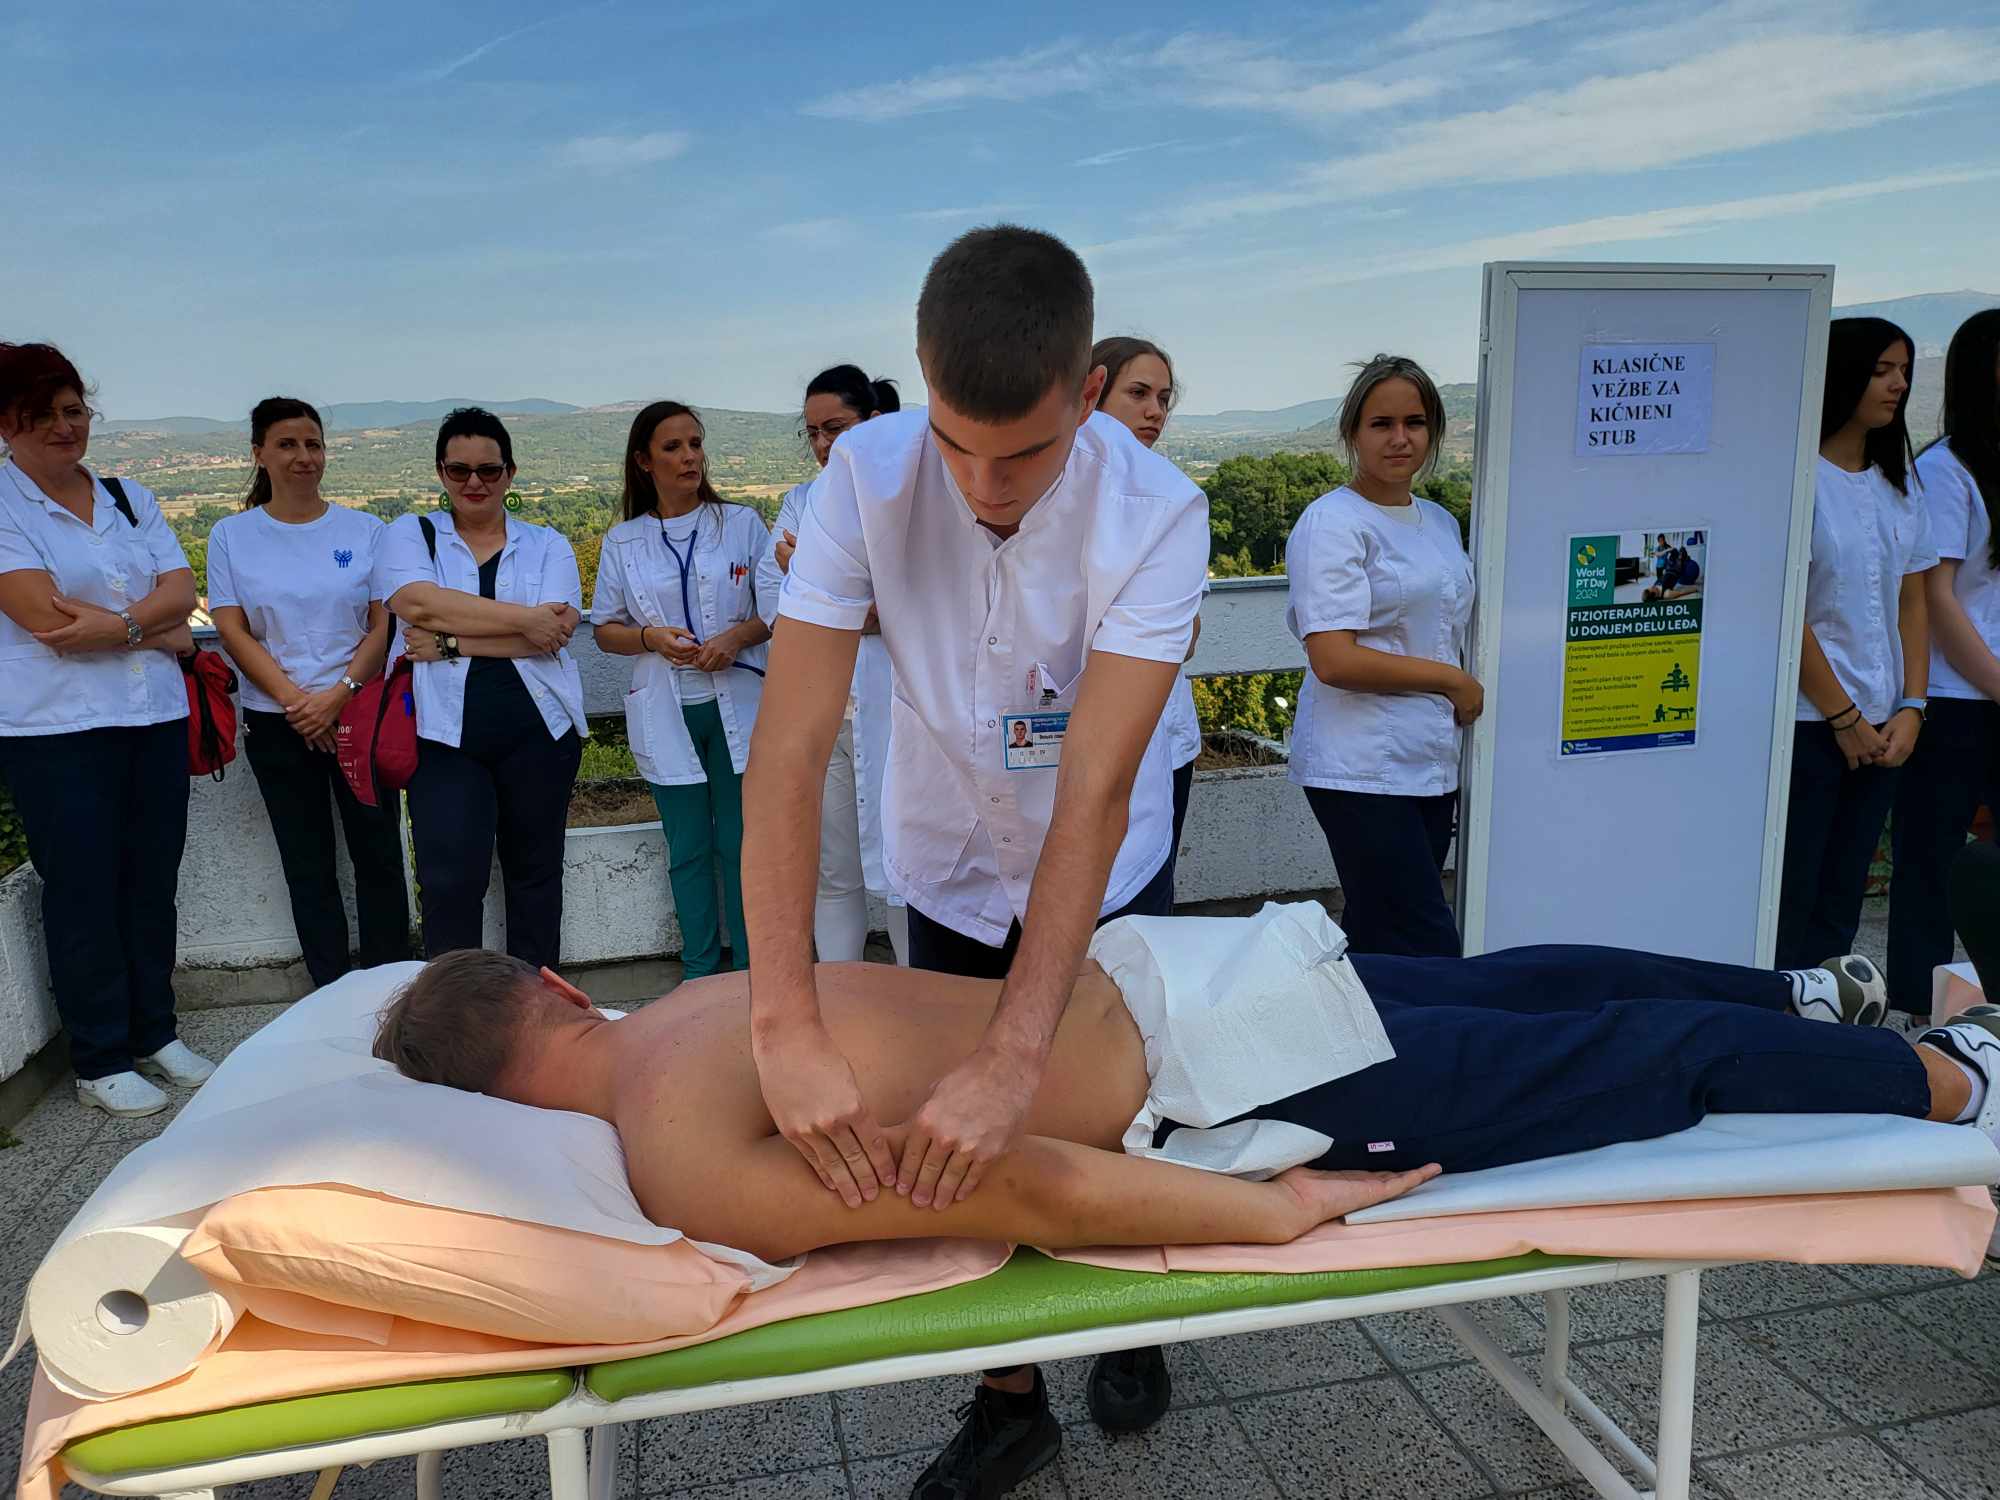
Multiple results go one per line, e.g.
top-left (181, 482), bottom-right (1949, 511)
top-left (1920, 1006), bottom-right (2000, 1144)
top-left (1790, 954), bottom-right (1889, 1026)
top-left (136, 1040), bottom-right (217, 1089)
top-left (77, 1070), bottom-right (169, 1118)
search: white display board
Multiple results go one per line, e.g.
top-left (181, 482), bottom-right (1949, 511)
top-left (1457, 263), bottom-right (1832, 965)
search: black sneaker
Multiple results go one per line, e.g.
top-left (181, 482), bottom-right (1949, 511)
top-left (1086, 1344), bottom-right (1171, 1433)
top-left (910, 1371), bottom-right (1061, 1499)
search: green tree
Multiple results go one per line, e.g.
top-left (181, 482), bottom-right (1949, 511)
top-left (1202, 452), bottom-right (1349, 572)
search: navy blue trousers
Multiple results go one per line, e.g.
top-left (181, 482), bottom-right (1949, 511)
top-left (1165, 944), bottom-right (1931, 1175)
top-left (1304, 786), bottom-right (1460, 957)
top-left (1888, 698), bottom-right (1999, 1012)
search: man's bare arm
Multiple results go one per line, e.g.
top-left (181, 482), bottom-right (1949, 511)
top-left (670, 1131), bottom-right (1438, 1265)
top-left (741, 615), bottom-right (896, 1206)
top-left (897, 648), bottom-right (1181, 1209)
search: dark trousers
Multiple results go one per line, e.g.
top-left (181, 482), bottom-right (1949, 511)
top-left (1169, 943), bottom-right (1930, 1176)
top-left (243, 710), bottom-right (411, 987)
top-left (407, 712), bottom-right (581, 971)
top-left (1888, 698), bottom-right (1999, 1011)
top-left (1776, 723), bottom-right (1900, 971)
top-left (1951, 840), bottom-right (2000, 996)
top-left (0, 721), bottom-right (187, 1079)
top-left (1304, 786), bottom-right (1460, 957)
top-left (906, 850), bottom-right (1178, 979)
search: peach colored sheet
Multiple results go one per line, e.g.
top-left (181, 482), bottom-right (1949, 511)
top-left (20, 1187), bottom-right (1994, 1500)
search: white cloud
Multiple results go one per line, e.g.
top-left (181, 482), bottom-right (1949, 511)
top-left (416, 17), bottom-right (555, 83)
top-left (1400, 0), bottom-right (1584, 46)
top-left (903, 203), bottom-right (1031, 222)
top-left (1294, 166), bottom-right (2000, 288)
top-left (554, 131), bottom-right (691, 173)
top-left (1075, 141), bottom-right (1190, 169)
top-left (1309, 27), bottom-right (1999, 196)
top-left (802, 43), bottom-right (1105, 122)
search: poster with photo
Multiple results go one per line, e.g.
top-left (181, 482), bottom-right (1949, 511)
top-left (1560, 527), bottom-right (1707, 756)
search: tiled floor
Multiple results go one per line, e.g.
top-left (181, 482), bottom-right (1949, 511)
top-left (4, 906), bottom-right (1995, 1498)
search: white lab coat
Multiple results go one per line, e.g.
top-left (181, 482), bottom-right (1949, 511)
top-left (591, 504), bottom-right (771, 787)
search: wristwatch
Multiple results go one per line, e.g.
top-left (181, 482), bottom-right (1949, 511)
top-left (435, 633), bottom-right (462, 662)
top-left (1892, 697), bottom-right (1928, 720)
top-left (118, 609), bottom-right (142, 648)
top-left (339, 674), bottom-right (363, 693)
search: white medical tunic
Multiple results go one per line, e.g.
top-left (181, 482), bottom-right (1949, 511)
top-left (372, 510), bottom-right (586, 748)
top-left (1285, 488), bottom-right (1473, 796)
top-left (592, 503), bottom-right (770, 787)
top-left (0, 464), bottom-right (190, 737)
top-left (759, 480), bottom-right (895, 891)
top-left (1160, 579), bottom-right (1208, 771)
top-left (206, 503), bottom-right (385, 712)
top-left (1798, 459), bottom-right (1938, 724)
top-left (779, 409), bottom-right (1209, 945)
top-left (1915, 442), bottom-right (1998, 703)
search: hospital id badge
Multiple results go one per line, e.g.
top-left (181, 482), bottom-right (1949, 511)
top-left (1002, 707), bottom-right (1068, 770)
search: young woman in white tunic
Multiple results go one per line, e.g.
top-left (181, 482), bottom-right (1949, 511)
top-left (592, 403), bottom-right (771, 977)
top-left (1092, 337), bottom-right (1205, 870)
top-left (1286, 355), bottom-right (1480, 957)
top-left (0, 341), bottom-right (213, 1118)
top-left (1778, 317), bottom-right (1935, 973)
top-left (756, 365), bottom-right (905, 964)
top-left (1888, 308), bottom-right (2000, 1012)
top-left (207, 397), bottom-right (408, 987)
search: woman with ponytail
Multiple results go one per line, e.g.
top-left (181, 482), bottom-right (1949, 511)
top-left (755, 365), bottom-right (905, 962)
top-left (592, 402), bottom-right (772, 977)
top-left (1778, 317), bottom-right (1936, 975)
top-left (208, 398), bottom-right (407, 985)
top-left (1888, 309), bottom-right (2000, 1013)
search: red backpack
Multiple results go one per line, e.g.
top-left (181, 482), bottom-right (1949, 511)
top-left (102, 478), bottom-right (238, 781)
top-left (335, 517), bottom-right (432, 807)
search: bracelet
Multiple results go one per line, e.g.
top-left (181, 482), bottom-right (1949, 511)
top-left (1827, 704), bottom-right (1862, 731)
top-left (640, 626), bottom-right (653, 653)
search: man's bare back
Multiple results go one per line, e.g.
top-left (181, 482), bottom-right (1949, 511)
top-left (374, 953), bottom-right (1437, 1264)
top-left (601, 963), bottom-right (1148, 1241)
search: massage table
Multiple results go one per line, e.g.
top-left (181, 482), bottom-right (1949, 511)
top-left (55, 1248), bottom-right (1721, 1500)
top-left (26, 956), bottom-right (2000, 1500)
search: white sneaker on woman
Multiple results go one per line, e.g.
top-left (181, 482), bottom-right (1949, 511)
top-left (136, 1040), bottom-right (217, 1089)
top-left (77, 1070), bottom-right (169, 1118)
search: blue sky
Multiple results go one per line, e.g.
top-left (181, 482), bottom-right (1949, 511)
top-left (10, 0), bottom-right (1999, 418)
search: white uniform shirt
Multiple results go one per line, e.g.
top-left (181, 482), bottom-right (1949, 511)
top-left (372, 509), bottom-right (586, 748)
top-left (780, 409), bottom-right (1208, 944)
top-left (1160, 580), bottom-right (1208, 771)
top-left (206, 503), bottom-right (385, 713)
top-left (1285, 488), bottom-right (1474, 797)
top-left (591, 503), bottom-right (770, 787)
top-left (1915, 442), bottom-right (1998, 703)
top-left (1799, 459), bottom-right (1938, 724)
top-left (0, 464), bottom-right (190, 737)
top-left (759, 480), bottom-right (896, 891)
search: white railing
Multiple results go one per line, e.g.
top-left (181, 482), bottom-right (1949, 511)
top-left (1, 580), bottom-right (1338, 1083)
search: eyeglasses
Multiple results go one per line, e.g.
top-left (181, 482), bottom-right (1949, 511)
top-left (440, 463), bottom-right (509, 484)
top-left (799, 421), bottom-right (856, 446)
top-left (35, 403), bottom-right (97, 430)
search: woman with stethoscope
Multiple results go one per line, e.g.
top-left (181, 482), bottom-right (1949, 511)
top-left (757, 365), bottom-right (906, 964)
top-left (592, 402), bottom-right (771, 977)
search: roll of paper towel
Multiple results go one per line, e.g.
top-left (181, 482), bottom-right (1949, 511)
top-left (27, 1224), bottom-right (245, 1399)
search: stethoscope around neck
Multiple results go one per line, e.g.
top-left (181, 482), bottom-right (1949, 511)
top-left (657, 510), bottom-right (764, 678)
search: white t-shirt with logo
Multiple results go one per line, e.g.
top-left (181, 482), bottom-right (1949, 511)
top-left (206, 503), bottom-right (386, 712)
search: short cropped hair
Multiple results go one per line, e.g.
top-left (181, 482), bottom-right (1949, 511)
top-left (373, 949), bottom-right (542, 1094)
top-left (1336, 354), bottom-right (1448, 480)
top-left (916, 226), bottom-right (1094, 422)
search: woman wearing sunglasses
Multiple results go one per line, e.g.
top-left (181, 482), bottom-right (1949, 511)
top-left (373, 407), bottom-right (586, 968)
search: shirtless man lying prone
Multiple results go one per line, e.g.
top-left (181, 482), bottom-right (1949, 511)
top-left (372, 919), bottom-right (2000, 1265)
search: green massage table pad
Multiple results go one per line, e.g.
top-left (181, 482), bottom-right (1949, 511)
top-left (67, 1248), bottom-right (1589, 1476)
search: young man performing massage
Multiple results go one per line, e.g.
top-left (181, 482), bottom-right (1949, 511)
top-left (374, 910), bottom-right (2000, 1269)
